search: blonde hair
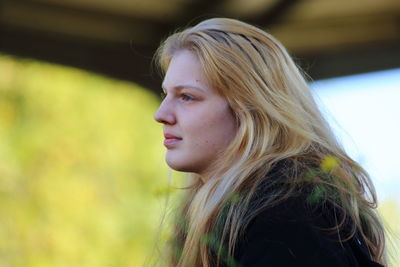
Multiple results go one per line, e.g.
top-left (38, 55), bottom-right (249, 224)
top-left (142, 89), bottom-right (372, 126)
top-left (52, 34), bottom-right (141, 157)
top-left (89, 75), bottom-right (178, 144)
top-left (155, 18), bottom-right (386, 266)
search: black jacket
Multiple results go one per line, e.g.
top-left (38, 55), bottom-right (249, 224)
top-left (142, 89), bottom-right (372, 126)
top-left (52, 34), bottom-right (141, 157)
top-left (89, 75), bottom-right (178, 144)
top-left (232, 196), bottom-right (384, 267)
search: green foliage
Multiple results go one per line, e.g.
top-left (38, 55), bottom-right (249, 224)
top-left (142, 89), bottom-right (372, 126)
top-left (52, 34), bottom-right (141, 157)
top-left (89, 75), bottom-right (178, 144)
top-left (0, 54), bottom-right (176, 266)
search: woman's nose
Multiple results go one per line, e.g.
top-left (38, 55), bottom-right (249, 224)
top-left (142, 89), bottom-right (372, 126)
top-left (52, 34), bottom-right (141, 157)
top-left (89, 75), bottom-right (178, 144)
top-left (154, 98), bottom-right (176, 125)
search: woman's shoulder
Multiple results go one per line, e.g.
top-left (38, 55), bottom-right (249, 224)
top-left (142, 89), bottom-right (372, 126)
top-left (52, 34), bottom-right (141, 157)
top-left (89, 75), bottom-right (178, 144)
top-left (233, 196), bottom-right (383, 267)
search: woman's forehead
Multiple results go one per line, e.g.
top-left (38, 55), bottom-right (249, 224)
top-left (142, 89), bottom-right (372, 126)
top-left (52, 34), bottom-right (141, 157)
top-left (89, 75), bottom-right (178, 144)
top-left (162, 50), bottom-right (208, 90)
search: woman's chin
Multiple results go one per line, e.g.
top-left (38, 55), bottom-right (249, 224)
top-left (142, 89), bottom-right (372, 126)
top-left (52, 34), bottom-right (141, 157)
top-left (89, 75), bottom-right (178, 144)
top-left (166, 155), bottom-right (186, 172)
top-left (166, 155), bottom-right (197, 173)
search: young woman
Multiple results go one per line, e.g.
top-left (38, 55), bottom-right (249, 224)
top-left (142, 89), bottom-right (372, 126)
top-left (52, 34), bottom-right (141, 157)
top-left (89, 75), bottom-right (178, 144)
top-left (153, 18), bottom-right (387, 267)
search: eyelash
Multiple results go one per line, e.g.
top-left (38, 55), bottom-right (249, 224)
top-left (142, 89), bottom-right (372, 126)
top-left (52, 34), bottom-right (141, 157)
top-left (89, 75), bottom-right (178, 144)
top-left (179, 93), bottom-right (194, 101)
top-left (160, 91), bottom-right (194, 102)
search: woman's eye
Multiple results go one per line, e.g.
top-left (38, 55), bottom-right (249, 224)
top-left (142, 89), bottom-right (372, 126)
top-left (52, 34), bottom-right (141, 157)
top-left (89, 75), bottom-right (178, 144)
top-left (180, 94), bottom-right (194, 101)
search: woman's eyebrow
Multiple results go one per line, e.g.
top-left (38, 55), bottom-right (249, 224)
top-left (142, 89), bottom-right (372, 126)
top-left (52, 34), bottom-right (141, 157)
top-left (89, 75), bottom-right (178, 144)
top-left (161, 84), bottom-right (206, 94)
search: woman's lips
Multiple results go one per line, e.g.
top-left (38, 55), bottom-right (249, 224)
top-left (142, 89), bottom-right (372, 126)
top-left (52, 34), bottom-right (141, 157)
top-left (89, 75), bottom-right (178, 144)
top-left (164, 138), bottom-right (181, 147)
top-left (164, 133), bottom-right (182, 148)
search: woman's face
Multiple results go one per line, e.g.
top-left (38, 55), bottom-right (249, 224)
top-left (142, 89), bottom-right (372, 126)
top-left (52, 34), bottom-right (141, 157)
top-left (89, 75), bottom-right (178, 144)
top-left (154, 50), bottom-right (237, 177)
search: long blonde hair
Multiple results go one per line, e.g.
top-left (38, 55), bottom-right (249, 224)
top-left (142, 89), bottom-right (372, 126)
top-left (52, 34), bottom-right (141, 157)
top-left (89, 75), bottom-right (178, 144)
top-left (155, 18), bottom-right (386, 266)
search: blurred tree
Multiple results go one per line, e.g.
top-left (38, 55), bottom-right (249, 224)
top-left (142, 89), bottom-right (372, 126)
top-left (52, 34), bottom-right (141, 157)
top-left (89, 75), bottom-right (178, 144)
top-left (0, 54), bottom-right (178, 266)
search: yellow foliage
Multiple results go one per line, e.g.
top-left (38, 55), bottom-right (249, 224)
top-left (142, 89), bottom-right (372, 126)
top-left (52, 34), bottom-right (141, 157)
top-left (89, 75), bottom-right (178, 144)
top-left (0, 54), bottom-right (175, 266)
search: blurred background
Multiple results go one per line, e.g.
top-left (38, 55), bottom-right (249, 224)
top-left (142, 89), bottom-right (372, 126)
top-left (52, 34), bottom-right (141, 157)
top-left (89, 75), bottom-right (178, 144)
top-left (0, 0), bottom-right (399, 266)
